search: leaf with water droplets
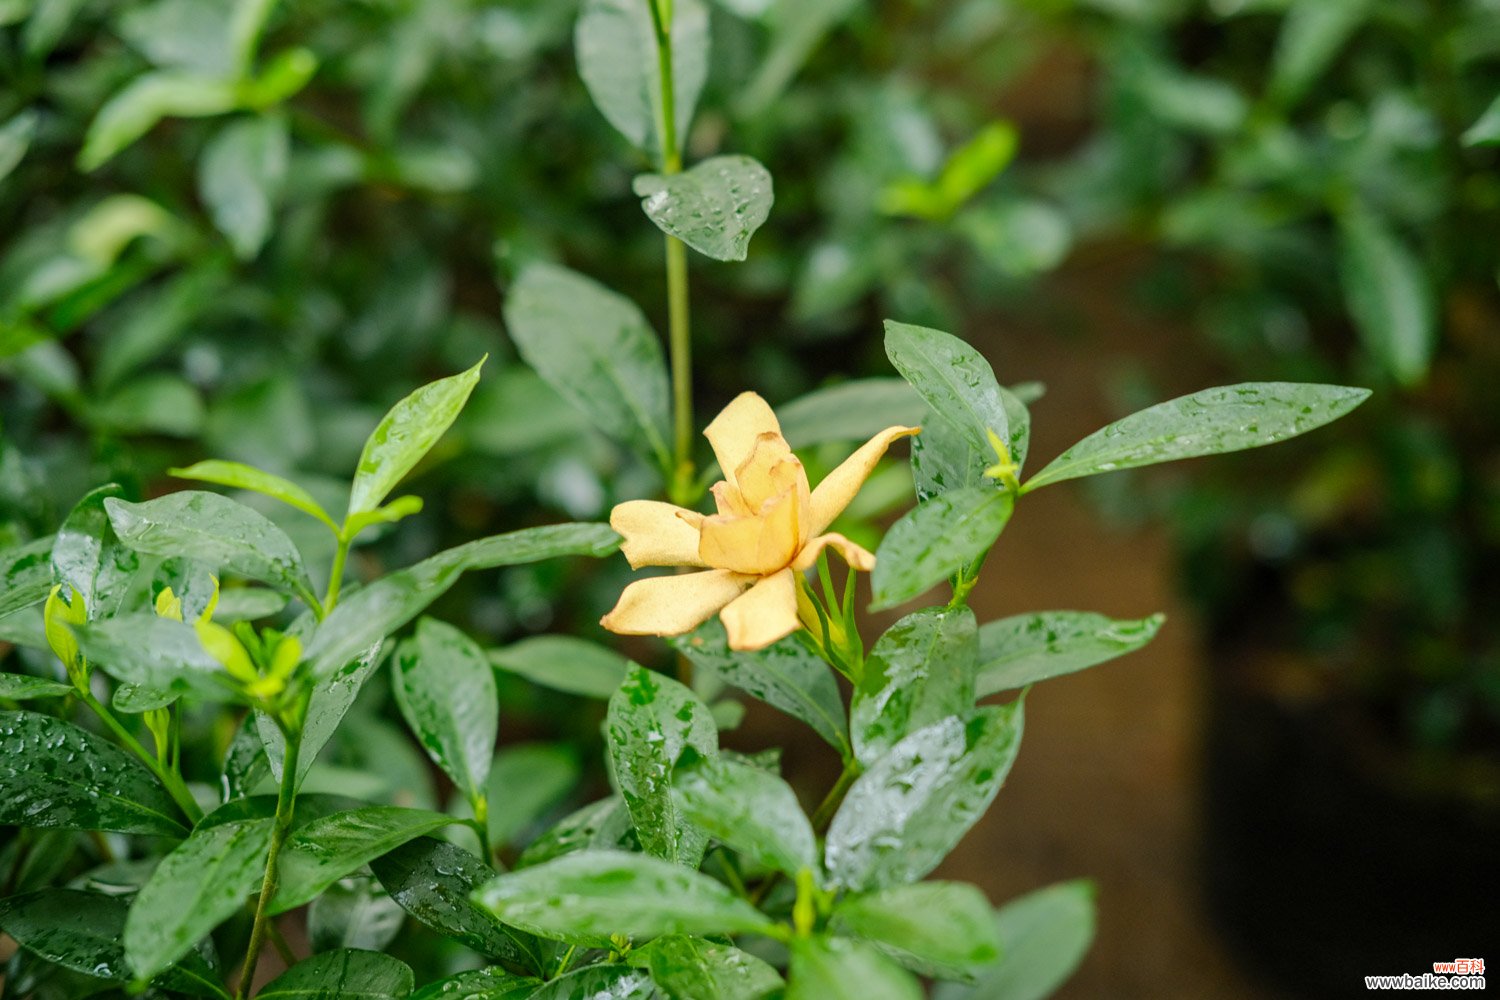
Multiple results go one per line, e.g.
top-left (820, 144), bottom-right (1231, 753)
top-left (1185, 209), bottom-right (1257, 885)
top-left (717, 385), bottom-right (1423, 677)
top-left (0, 673), bottom-right (75, 700)
top-left (911, 394), bottom-right (1031, 502)
top-left (105, 492), bottom-right (316, 607)
top-left (884, 322), bottom-right (1016, 466)
top-left (787, 936), bottom-right (923, 1000)
top-left (575, 0), bottom-right (707, 154)
top-left (0, 709), bottom-right (188, 837)
top-left (51, 484), bottom-right (140, 619)
top-left (408, 968), bottom-right (540, 1000)
top-left (73, 614), bottom-right (236, 702)
top-left (392, 617), bottom-right (497, 806)
top-left (306, 877), bottom-right (405, 954)
top-left (125, 817), bottom-right (274, 981)
top-left (515, 796), bottom-right (637, 869)
top-left (473, 850), bottom-right (776, 943)
top-left (672, 755), bottom-right (817, 879)
top-left (257, 949), bottom-right (414, 1000)
top-left (634, 155), bottom-right (774, 262)
top-left (271, 806), bottom-right (458, 914)
top-left (831, 881), bottom-right (1001, 981)
top-left (932, 880), bottom-right (1095, 1000)
top-left (0, 535), bottom-right (53, 620)
top-left (871, 487), bottom-right (1015, 611)
top-left (348, 359), bottom-right (485, 517)
top-left (1025, 382), bottom-right (1371, 491)
top-left (976, 611), bottom-right (1164, 696)
top-left (529, 965), bottom-right (656, 1000)
top-left (489, 635), bottom-right (633, 699)
top-left (221, 713), bottom-right (271, 801)
top-left (826, 704), bottom-right (1024, 892)
top-left (259, 641), bottom-right (383, 788)
top-left (777, 378), bottom-right (927, 449)
top-left (629, 935), bottom-right (784, 1000)
top-left (852, 607), bottom-right (978, 765)
top-left (607, 665), bottom-right (718, 865)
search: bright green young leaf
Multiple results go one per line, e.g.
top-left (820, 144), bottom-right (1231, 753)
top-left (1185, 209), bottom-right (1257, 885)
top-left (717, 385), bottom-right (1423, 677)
top-left (777, 378), bottom-right (927, 448)
top-left (347, 358), bottom-right (485, 517)
top-left (515, 797), bottom-right (636, 869)
top-left (634, 155), bottom-right (774, 262)
top-left (0, 710), bottom-right (188, 837)
top-left (393, 617), bottom-right (498, 805)
top-left (125, 817), bottom-right (274, 980)
top-left (977, 611), bottom-right (1164, 696)
top-left (409, 968), bottom-right (540, 1000)
top-left (474, 850), bottom-right (775, 942)
top-left (342, 495), bottom-right (423, 538)
top-left (607, 665), bottom-right (718, 865)
top-left (832, 882), bottom-right (1001, 980)
top-left (871, 487), bottom-right (1015, 611)
top-left (575, 0), bottom-right (708, 154)
top-left (629, 935), bottom-right (784, 1000)
top-left (489, 635), bottom-right (632, 699)
top-left (198, 113), bottom-right (288, 260)
top-left (884, 322), bottom-right (1011, 459)
top-left (853, 607), bottom-right (978, 765)
top-left (271, 806), bottom-right (457, 913)
top-left (530, 966), bottom-right (655, 1000)
top-left (879, 122), bottom-right (1017, 221)
top-left (933, 881), bottom-right (1096, 1000)
top-left (672, 755), bottom-right (818, 878)
top-left (259, 641), bottom-right (383, 787)
top-left (306, 877), bottom-right (405, 955)
top-left (72, 614), bottom-right (234, 701)
top-left (826, 704), bottom-right (1024, 892)
top-left (483, 743), bottom-right (581, 848)
top-left (1268, 0), bottom-right (1373, 107)
top-left (1338, 208), bottom-right (1435, 387)
top-left (51, 484), bottom-right (139, 618)
top-left (502, 262), bottom-right (671, 471)
top-left (0, 672), bottom-right (74, 699)
top-left (787, 936), bottom-right (923, 1000)
top-left (0, 536), bottom-right (53, 619)
top-left (1024, 383), bottom-right (1372, 491)
top-left (370, 837), bottom-right (550, 974)
top-left (170, 459), bottom-right (337, 531)
top-left (257, 949), bottom-right (414, 1000)
top-left (671, 618), bottom-right (849, 756)
top-left (79, 71), bottom-right (239, 170)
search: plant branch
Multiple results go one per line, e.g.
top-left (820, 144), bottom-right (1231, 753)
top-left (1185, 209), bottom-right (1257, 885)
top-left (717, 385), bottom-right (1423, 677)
top-left (80, 691), bottom-right (202, 824)
top-left (235, 718), bottom-right (302, 1000)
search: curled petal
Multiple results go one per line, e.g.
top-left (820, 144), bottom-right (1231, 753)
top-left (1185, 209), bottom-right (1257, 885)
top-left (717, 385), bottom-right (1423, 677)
top-left (792, 532), bottom-right (876, 572)
top-left (699, 487), bottom-right (801, 575)
top-left (735, 433), bottom-right (811, 518)
top-left (704, 392), bottom-right (781, 489)
top-left (601, 569), bottom-right (751, 637)
top-left (720, 568), bottom-right (800, 651)
top-left (711, 481), bottom-right (753, 518)
top-left (809, 425), bottom-right (920, 535)
top-left (610, 500), bottom-right (706, 569)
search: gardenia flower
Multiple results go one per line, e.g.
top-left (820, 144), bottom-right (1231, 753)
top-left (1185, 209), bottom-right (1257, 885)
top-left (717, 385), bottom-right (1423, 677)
top-left (601, 391), bottom-right (918, 651)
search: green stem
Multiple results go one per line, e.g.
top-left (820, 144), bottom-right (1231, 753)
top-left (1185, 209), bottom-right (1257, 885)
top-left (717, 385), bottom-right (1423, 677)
top-left (323, 535), bottom-right (351, 613)
top-left (80, 692), bottom-right (202, 824)
top-left (469, 795), bottom-right (493, 864)
top-left (810, 761), bottom-right (859, 834)
top-left (236, 722), bottom-right (301, 1000)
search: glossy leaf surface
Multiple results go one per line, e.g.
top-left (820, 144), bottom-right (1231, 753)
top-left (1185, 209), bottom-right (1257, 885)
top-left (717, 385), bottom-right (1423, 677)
top-left (853, 607), bottom-right (978, 764)
top-left (393, 617), bottom-right (497, 805)
top-left (976, 611), bottom-right (1164, 696)
top-left (673, 755), bottom-right (818, 878)
top-left (634, 155), bottom-right (773, 262)
top-left (871, 487), bottom-right (1014, 610)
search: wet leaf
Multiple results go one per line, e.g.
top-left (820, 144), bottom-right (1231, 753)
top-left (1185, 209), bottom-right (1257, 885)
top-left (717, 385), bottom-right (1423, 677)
top-left (307, 877), bottom-right (405, 954)
top-left (1338, 209), bottom-right (1435, 387)
top-left (871, 487), bottom-right (1014, 611)
top-left (629, 935), bottom-right (783, 1000)
top-left (408, 968), bottom-right (539, 1000)
top-left (884, 322), bottom-right (1011, 462)
top-left (393, 617), bottom-right (497, 805)
top-left (853, 607), bottom-right (978, 764)
top-left (0, 709), bottom-right (188, 837)
top-left (489, 635), bottom-right (632, 699)
top-left (0, 673), bottom-right (75, 699)
top-left (0, 536), bottom-right (53, 619)
top-left (672, 755), bottom-right (817, 878)
top-left (272, 806), bottom-right (457, 913)
top-left (260, 641), bottom-right (383, 787)
top-left (831, 881), bottom-right (1001, 980)
top-left (529, 965), bottom-right (655, 1000)
top-left (221, 713), bottom-right (271, 801)
top-left (483, 743), bottom-right (581, 848)
top-left (976, 611), bottom-right (1164, 696)
top-left (933, 881), bottom-right (1095, 1000)
top-left (51, 484), bottom-right (139, 619)
top-left (634, 155), bottom-right (774, 262)
top-left (170, 459), bottom-right (336, 531)
top-left (825, 704), bottom-right (1024, 892)
top-left (777, 378), bottom-right (927, 449)
top-left (515, 797), bottom-right (637, 869)
top-left (257, 949), bottom-right (413, 1000)
top-left (787, 936), bottom-right (922, 1000)
top-left (73, 614), bottom-right (234, 701)
top-left (575, 0), bottom-right (707, 154)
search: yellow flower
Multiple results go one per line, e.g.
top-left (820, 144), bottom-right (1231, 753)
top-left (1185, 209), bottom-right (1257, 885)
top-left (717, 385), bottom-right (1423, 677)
top-left (601, 392), bottom-right (918, 651)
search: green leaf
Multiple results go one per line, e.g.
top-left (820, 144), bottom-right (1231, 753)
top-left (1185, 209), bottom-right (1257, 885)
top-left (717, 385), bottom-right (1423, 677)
top-left (170, 459), bottom-right (337, 531)
top-left (260, 641), bottom-right (383, 788)
top-left (832, 882), bottom-right (1001, 980)
top-left (852, 607), bottom-right (978, 765)
top-left (0, 672), bottom-right (75, 699)
top-left (483, 743), bottom-right (581, 848)
top-left (272, 806), bottom-right (457, 914)
top-left (976, 612), bottom-right (1164, 696)
top-left (393, 618), bottom-right (497, 805)
top-left (1338, 208), bottom-right (1435, 387)
top-left (787, 936), bottom-right (923, 1000)
top-left (489, 635), bottom-right (632, 699)
top-left (73, 614), bottom-right (234, 701)
top-left (672, 755), bottom-right (817, 878)
top-left (0, 108), bottom-right (38, 184)
top-left (634, 155), bottom-right (774, 262)
top-left (0, 710), bottom-right (188, 837)
top-left (1024, 383), bottom-right (1372, 491)
top-left (348, 358), bottom-right (485, 517)
top-left (671, 619), bottom-right (848, 755)
top-left (473, 850), bottom-right (774, 942)
top-left (629, 935), bottom-right (784, 1000)
top-left (528, 966), bottom-right (655, 1000)
top-left (79, 71), bottom-right (238, 171)
top-left (1268, 0), bottom-right (1372, 107)
top-left (871, 487), bottom-right (1015, 611)
top-left (409, 969), bottom-right (540, 1000)
top-left (215, 587), bottom-right (288, 620)
top-left (826, 705), bottom-right (1024, 892)
top-left (370, 837), bottom-right (550, 974)
top-left (307, 878), bottom-right (405, 955)
top-left (51, 484), bottom-right (139, 618)
top-left (125, 817), bottom-right (274, 980)
top-left (575, 0), bottom-right (708, 153)
top-left (91, 374), bottom-right (205, 437)
top-left (502, 262), bottom-right (671, 470)
top-left (105, 492), bottom-right (316, 605)
top-left (257, 949), bottom-right (414, 1000)
top-left (933, 881), bottom-right (1096, 1000)
top-left (515, 797), bottom-right (637, 868)
top-left (910, 414), bottom-right (989, 504)
top-left (607, 665), bottom-right (718, 864)
top-left (198, 113), bottom-right (288, 260)
top-left (1462, 93), bottom-right (1500, 147)
top-left (777, 378), bottom-right (927, 449)
top-left (884, 322), bottom-right (1010, 461)
top-left (0, 536), bottom-right (53, 619)
top-left (879, 122), bottom-right (1017, 221)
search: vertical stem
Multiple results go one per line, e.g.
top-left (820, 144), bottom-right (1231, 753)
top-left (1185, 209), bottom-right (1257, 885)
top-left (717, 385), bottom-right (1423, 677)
top-left (810, 761), bottom-right (859, 833)
top-left (236, 723), bottom-right (301, 1000)
top-left (80, 692), bottom-right (202, 824)
top-left (323, 535), bottom-right (351, 613)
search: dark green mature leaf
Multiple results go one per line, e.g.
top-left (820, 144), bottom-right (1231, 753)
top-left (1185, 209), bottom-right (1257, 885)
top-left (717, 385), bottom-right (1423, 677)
top-left (575, 0), bottom-right (707, 153)
top-left (503, 262), bottom-right (671, 470)
top-left (73, 615), bottom-right (234, 701)
top-left (0, 673), bottom-right (74, 699)
top-left (778, 378), bottom-right (927, 448)
top-left (105, 492), bottom-right (316, 605)
top-left (871, 488), bottom-right (1014, 611)
top-left (832, 882), bottom-right (1001, 980)
top-left (1026, 383), bottom-right (1371, 491)
top-left (125, 817), bottom-right (274, 980)
top-left (529, 966), bottom-right (655, 1000)
top-left (0, 536), bottom-right (53, 619)
top-left (260, 641), bottom-right (383, 787)
top-left (630, 935), bottom-right (783, 1000)
top-left (484, 743), bottom-right (581, 848)
top-left (853, 607), bottom-right (978, 764)
top-left (911, 414), bottom-right (988, 503)
top-left (0, 710), bottom-right (188, 837)
top-left (371, 837), bottom-right (549, 974)
top-left (1338, 209), bottom-right (1435, 387)
top-left (393, 618), bottom-right (497, 805)
top-left (51, 484), bottom-right (139, 618)
top-left (788, 936), bottom-right (923, 1000)
top-left (257, 949), bottom-right (414, 1000)
top-left (348, 359), bottom-right (484, 517)
top-left (515, 797), bottom-right (636, 868)
top-left (826, 704), bottom-right (1024, 892)
top-left (272, 806), bottom-right (456, 913)
top-left (607, 665), bottom-right (718, 864)
top-left (170, 459), bottom-right (336, 531)
top-left (489, 635), bottom-right (631, 699)
top-left (634, 155), bottom-right (774, 262)
top-left (408, 968), bottom-right (539, 1000)
top-left (307, 878), bottom-right (405, 955)
top-left (884, 322), bottom-right (1011, 460)
top-left (673, 756), bottom-right (817, 878)
top-left (672, 619), bottom-right (848, 755)
top-left (474, 850), bottom-right (774, 942)
top-left (933, 881), bottom-right (1096, 1000)
top-left (976, 611), bottom-right (1164, 696)
top-left (198, 113), bottom-right (288, 260)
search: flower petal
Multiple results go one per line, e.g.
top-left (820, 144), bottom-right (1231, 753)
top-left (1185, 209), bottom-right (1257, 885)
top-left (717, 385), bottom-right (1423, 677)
top-left (601, 569), bottom-right (750, 637)
top-left (704, 392), bottom-right (781, 489)
top-left (720, 568), bottom-right (799, 651)
top-left (735, 434), bottom-right (812, 543)
top-left (699, 487), bottom-right (801, 575)
top-left (792, 532), bottom-right (876, 572)
top-left (610, 500), bottom-right (706, 569)
top-left (711, 481), bottom-right (753, 518)
top-left (808, 425), bottom-right (920, 535)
